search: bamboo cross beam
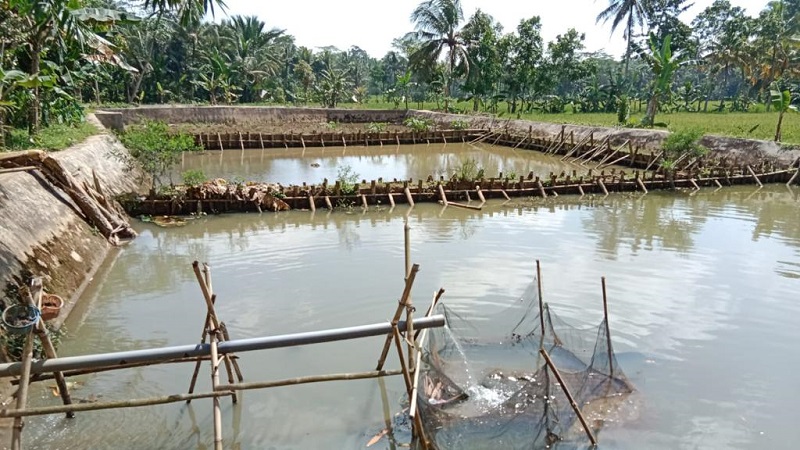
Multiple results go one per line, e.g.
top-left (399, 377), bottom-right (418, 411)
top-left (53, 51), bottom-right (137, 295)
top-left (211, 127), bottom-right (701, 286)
top-left (560, 133), bottom-right (592, 160)
top-left (540, 349), bottom-right (597, 446)
top-left (644, 151), bottom-right (664, 172)
top-left (216, 370), bottom-right (403, 393)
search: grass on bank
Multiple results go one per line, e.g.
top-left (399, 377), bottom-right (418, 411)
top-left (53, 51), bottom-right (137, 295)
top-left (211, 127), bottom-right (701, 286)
top-left (85, 98), bottom-right (798, 145)
top-left (4, 122), bottom-right (99, 152)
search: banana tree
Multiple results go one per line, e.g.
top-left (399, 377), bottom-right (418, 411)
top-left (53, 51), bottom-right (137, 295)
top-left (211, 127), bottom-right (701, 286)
top-left (770, 89), bottom-right (797, 142)
top-left (637, 34), bottom-right (689, 126)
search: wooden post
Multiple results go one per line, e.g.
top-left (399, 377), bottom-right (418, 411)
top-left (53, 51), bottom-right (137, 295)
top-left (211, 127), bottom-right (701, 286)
top-left (361, 194), bottom-right (368, 209)
top-left (577, 184), bottom-right (585, 196)
top-left (601, 277), bottom-right (614, 377)
top-left (300, 135), bottom-right (306, 150)
top-left (217, 133), bottom-right (224, 152)
top-left (476, 186), bottom-right (486, 203)
top-left (325, 196), bottom-right (333, 210)
top-left (536, 260), bottom-right (545, 335)
top-left (308, 194), bottom-right (316, 212)
top-left (539, 349), bottom-right (598, 446)
top-left (537, 179), bottom-right (546, 198)
top-left (388, 193), bottom-right (396, 208)
top-left (259, 133), bottom-right (264, 149)
top-left (747, 165), bottom-right (763, 187)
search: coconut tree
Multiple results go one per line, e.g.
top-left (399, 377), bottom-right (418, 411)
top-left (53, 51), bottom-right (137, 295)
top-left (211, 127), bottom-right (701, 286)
top-left (409, 0), bottom-right (468, 111)
top-left (596, 0), bottom-right (649, 79)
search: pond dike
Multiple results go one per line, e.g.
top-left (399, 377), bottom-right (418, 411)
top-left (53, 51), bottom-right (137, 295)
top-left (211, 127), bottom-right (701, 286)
top-left (0, 117), bottom-right (143, 336)
top-left (98, 106), bottom-right (798, 216)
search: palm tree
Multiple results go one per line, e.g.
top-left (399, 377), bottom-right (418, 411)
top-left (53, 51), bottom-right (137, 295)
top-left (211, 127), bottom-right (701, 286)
top-left (596, 0), bottom-right (649, 79)
top-left (409, 0), bottom-right (468, 111)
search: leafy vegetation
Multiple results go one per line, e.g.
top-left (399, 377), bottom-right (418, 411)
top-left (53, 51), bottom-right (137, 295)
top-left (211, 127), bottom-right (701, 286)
top-left (404, 117), bottom-right (434, 132)
top-left (182, 169), bottom-right (206, 186)
top-left (365, 122), bottom-right (387, 133)
top-left (4, 122), bottom-right (98, 151)
top-left (117, 120), bottom-right (201, 187)
top-left (454, 157), bottom-right (485, 181)
top-left (336, 164), bottom-right (360, 195)
top-left (0, 0), bottom-right (797, 146)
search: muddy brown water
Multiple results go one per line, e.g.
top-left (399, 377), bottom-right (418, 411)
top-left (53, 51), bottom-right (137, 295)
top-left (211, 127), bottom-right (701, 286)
top-left (24, 146), bottom-right (800, 449)
top-left (173, 143), bottom-right (592, 185)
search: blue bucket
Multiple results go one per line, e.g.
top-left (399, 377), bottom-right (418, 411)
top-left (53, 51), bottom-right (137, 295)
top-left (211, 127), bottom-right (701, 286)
top-left (2, 305), bottom-right (41, 335)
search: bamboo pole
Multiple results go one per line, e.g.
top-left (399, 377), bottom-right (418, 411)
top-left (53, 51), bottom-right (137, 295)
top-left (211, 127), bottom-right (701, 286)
top-left (388, 193), bottom-right (396, 208)
top-left (19, 357), bottom-right (212, 385)
top-left (577, 184), bottom-right (585, 196)
top-left (259, 133), bottom-right (264, 149)
top-left (217, 370), bottom-right (404, 394)
top-left (437, 184), bottom-right (448, 205)
top-left (0, 166), bottom-right (37, 175)
top-left (714, 179), bottom-right (723, 188)
top-left (376, 265), bottom-right (420, 370)
top-left (539, 349), bottom-right (597, 446)
top-left (404, 222), bottom-right (411, 279)
top-left (441, 201), bottom-right (481, 211)
top-left (308, 194), bottom-right (316, 212)
top-left (598, 178), bottom-right (609, 196)
top-left (1, 390), bottom-right (233, 418)
top-left (414, 289), bottom-right (446, 341)
top-left (342, 135), bottom-right (347, 147)
top-left (787, 169), bottom-right (799, 186)
top-left (325, 196), bottom-right (333, 210)
top-left (690, 179), bottom-right (700, 190)
top-left (392, 328), bottom-right (413, 394)
top-left (536, 260), bottom-right (545, 334)
top-left (300, 136), bottom-right (306, 149)
top-left (636, 177), bottom-right (648, 194)
top-left (600, 153), bottom-right (630, 169)
top-left (10, 331), bottom-right (34, 450)
top-left (537, 180), bottom-right (546, 198)
top-left (644, 151), bottom-right (664, 172)
top-left (476, 186), bottom-right (486, 203)
top-left (404, 187), bottom-right (415, 206)
top-left (361, 194), bottom-right (368, 209)
top-left (217, 133), bottom-right (223, 151)
top-left (747, 165), bottom-right (763, 187)
top-left (601, 277), bottom-right (614, 377)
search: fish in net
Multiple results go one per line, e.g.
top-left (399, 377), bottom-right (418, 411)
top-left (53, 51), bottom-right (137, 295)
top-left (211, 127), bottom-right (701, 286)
top-left (417, 280), bottom-right (636, 449)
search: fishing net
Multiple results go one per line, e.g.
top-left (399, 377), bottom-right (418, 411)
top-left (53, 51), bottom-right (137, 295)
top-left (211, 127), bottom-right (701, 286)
top-left (417, 281), bottom-right (635, 449)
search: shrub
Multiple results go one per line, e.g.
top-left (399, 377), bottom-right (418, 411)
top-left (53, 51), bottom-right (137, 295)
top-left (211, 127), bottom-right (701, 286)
top-left (450, 119), bottom-right (469, 130)
top-left (336, 164), bottom-right (360, 195)
top-left (117, 120), bottom-right (201, 187)
top-left (182, 169), bottom-right (206, 186)
top-left (365, 122), bottom-right (387, 133)
top-left (404, 117), bottom-right (433, 132)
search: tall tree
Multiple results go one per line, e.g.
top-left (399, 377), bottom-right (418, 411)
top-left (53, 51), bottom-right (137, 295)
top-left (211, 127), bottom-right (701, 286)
top-left (461, 9), bottom-right (503, 111)
top-left (596, 0), bottom-right (649, 79)
top-left (409, 0), bottom-right (468, 110)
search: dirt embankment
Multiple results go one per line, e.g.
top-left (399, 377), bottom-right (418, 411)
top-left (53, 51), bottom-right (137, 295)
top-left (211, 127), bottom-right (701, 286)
top-left (0, 118), bottom-right (143, 338)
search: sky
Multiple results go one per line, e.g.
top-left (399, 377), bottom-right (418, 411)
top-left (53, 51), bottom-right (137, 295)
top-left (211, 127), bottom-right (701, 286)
top-left (216, 0), bottom-right (771, 59)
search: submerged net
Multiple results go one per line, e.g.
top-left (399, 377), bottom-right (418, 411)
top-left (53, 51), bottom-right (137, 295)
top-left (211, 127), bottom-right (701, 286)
top-left (417, 281), bottom-right (635, 449)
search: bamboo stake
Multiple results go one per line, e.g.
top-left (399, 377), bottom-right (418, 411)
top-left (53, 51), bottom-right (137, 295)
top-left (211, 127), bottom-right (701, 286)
top-left (1, 390), bottom-right (234, 418)
top-left (300, 135), bottom-right (306, 149)
top-left (500, 189), bottom-right (510, 200)
top-left (259, 133), bottom-right (264, 149)
top-left (539, 349), bottom-right (597, 446)
top-left (636, 177), bottom-right (648, 194)
top-left (219, 323), bottom-right (244, 382)
top-left (787, 169), bottom-right (799, 186)
top-left (537, 180), bottom-right (546, 198)
top-left (476, 186), bottom-right (486, 203)
top-left (560, 133), bottom-right (592, 160)
top-left (600, 153), bottom-right (630, 169)
top-left (577, 184), bottom-right (585, 196)
top-left (376, 265), bottom-right (420, 370)
top-left (404, 187), bottom-right (415, 206)
top-left (601, 277), bottom-right (614, 377)
top-left (690, 179), bottom-right (700, 190)
top-left (308, 194), bottom-right (316, 212)
top-left (644, 151), bottom-right (664, 172)
top-left (536, 260), bottom-right (545, 334)
top-left (714, 179), bottom-right (723, 188)
top-left (342, 135), bottom-right (347, 147)
top-left (392, 328), bottom-right (413, 394)
top-left (388, 193), bottom-right (395, 208)
top-left (325, 196), bottom-right (333, 210)
top-left (10, 331), bottom-right (34, 450)
top-left (0, 166), bottom-right (37, 175)
top-left (414, 289), bottom-right (446, 341)
top-left (361, 194), bottom-right (368, 209)
top-left (404, 222), bottom-right (411, 279)
top-left (747, 165), bottom-right (763, 187)
top-left (217, 133), bottom-right (223, 151)
top-left (598, 178), bottom-right (609, 196)
top-left (437, 184), bottom-right (448, 205)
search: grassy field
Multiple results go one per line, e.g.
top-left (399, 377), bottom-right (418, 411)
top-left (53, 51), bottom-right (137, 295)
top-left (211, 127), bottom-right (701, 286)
top-left (4, 122), bottom-right (99, 152)
top-left (87, 99), bottom-right (798, 145)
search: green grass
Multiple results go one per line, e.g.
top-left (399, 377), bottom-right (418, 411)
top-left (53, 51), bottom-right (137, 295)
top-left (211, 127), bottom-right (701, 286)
top-left (5, 122), bottom-right (99, 152)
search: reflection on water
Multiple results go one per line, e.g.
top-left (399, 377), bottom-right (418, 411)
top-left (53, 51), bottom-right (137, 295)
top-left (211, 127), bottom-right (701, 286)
top-left (26, 185), bottom-right (800, 450)
top-left (176, 142), bottom-right (587, 184)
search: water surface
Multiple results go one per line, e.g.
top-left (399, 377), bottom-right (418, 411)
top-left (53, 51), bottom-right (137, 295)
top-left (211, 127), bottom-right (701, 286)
top-left (26, 185), bottom-right (800, 449)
